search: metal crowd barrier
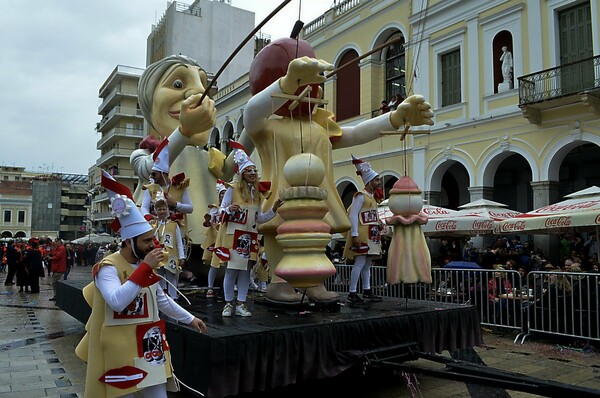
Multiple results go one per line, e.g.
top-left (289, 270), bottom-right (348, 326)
top-left (517, 271), bottom-right (600, 344)
top-left (326, 265), bottom-right (600, 343)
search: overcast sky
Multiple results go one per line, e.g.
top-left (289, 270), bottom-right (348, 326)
top-left (0, 0), bottom-right (331, 175)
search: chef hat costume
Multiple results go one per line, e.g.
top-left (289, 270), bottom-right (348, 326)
top-left (230, 141), bottom-right (255, 175)
top-left (102, 170), bottom-right (152, 240)
top-left (351, 154), bottom-right (378, 185)
top-left (216, 179), bottom-right (227, 195)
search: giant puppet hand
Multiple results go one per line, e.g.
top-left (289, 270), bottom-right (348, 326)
top-left (389, 95), bottom-right (434, 130)
top-left (179, 94), bottom-right (217, 138)
top-left (279, 56), bottom-right (333, 95)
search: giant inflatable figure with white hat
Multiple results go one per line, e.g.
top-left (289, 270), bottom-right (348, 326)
top-left (241, 37), bottom-right (434, 304)
top-left (75, 170), bottom-right (206, 398)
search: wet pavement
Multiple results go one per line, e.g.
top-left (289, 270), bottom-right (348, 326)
top-left (1, 265), bottom-right (599, 397)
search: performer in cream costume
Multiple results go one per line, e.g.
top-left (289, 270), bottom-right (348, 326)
top-left (140, 138), bottom-right (193, 221)
top-left (151, 192), bottom-right (186, 300)
top-left (131, 55), bottom-right (217, 246)
top-left (203, 179), bottom-right (228, 297)
top-left (242, 38), bottom-right (434, 303)
top-left (212, 142), bottom-right (281, 317)
top-left (343, 155), bottom-right (384, 304)
top-left (75, 171), bottom-right (206, 398)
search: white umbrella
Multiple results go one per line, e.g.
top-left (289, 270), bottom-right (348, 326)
top-left (378, 200), bottom-right (490, 236)
top-left (458, 199), bottom-right (522, 220)
top-left (71, 233), bottom-right (117, 245)
top-left (495, 186), bottom-right (600, 234)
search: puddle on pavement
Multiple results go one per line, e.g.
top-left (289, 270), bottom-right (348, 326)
top-left (1, 327), bottom-right (83, 351)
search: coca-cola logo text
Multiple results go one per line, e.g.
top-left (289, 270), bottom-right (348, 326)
top-left (534, 200), bottom-right (600, 214)
top-left (498, 221), bottom-right (527, 232)
top-left (423, 207), bottom-right (451, 216)
top-left (489, 210), bottom-right (521, 219)
top-left (544, 216), bottom-right (571, 228)
top-left (435, 220), bottom-right (457, 230)
top-left (472, 220), bottom-right (494, 230)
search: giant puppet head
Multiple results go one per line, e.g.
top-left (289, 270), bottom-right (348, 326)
top-left (138, 54), bottom-right (211, 147)
top-left (249, 38), bottom-right (321, 117)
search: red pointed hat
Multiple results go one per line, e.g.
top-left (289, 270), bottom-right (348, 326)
top-left (216, 179), bottom-right (227, 194)
top-left (151, 138), bottom-right (169, 173)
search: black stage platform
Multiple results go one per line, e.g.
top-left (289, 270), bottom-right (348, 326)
top-left (57, 280), bottom-right (483, 397)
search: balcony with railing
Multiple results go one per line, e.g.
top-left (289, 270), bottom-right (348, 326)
top-left (98, 84), bottom-right (139, 114)
top-left (96, 147), bottom-right (134, 166)
top-left (518, 55), bottom-right (600, 124)
top-left (93, 210), bottom-right (114, 221)
top-left (97, 106), bottom-right (144, 131)
top-left (304, 0), bottom-right (364, 36)
top-left (96, 127), bottom-right (144, 149)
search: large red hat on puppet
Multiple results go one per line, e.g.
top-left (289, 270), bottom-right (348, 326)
top-left (249, 38), bottom-right (320, 117)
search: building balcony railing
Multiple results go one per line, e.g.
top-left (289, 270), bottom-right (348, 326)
top-left (97, 106), bottom-right (144, 131)
top-left (93, 192), bottom-right (109, 203)
top-left (93, 210), bottom-right (114, 221)
top-left (96, 147), bottom-right (133, 166)
top-left (98, 84), bottom-right (139, 114)
top-left (518, 54), bottom-right (600, 106)
top-left (97, 127), bottom-right (144, 149)
top-left (304, 0), bottom-right (363, 35)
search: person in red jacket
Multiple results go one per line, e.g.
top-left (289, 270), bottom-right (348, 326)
top-left (49, 238), bottom-right (67, 301)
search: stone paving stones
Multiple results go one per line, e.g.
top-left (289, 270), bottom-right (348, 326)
top-left (1, 264), bottom-right (599, 397)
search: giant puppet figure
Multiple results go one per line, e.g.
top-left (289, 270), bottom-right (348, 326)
top-left (131, 55), bottom-right (217, 246)
top-left (242, 38), bottom-right (434, 303)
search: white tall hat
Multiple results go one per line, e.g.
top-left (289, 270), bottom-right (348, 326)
top-left (154, 190), bottom-right (167, 205)
top-left (102, 170), bottom-right (152, 240)
top-left (151, 138), bottom-right (169, 173)
top-left (216, 179), bottom-right (227, 195)
top-left (351, 154), bottom-right (378, 185)
top-left (230, 141), bottom-right (255, 175)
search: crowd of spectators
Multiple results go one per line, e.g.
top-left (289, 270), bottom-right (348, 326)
top-left (2, 237), bottom-right (119, 299)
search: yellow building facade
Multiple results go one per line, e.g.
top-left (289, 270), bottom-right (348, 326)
top-left (213, 0), bottom-right (600, 257)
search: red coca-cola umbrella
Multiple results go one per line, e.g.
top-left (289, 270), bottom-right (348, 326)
top-left (495, 186), bottom-right (600, 234)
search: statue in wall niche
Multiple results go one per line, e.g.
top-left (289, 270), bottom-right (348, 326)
top-left (498, 46), bottom-right (514, 92)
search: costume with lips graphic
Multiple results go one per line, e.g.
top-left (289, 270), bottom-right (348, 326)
top-left (74, 253), bottom-right (178, 398)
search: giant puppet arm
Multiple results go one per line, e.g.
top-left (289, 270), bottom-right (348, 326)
top-left (334, 95), bottom-right (434, 149)
top-left (242, 56), bottom-right (434, 149)
top-left (130, 128), bottom-right (191, 185)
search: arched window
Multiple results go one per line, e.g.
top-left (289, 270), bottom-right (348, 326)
top-left (208, 127), bottom-right (220, 151)
top-left (385, 34), bottom-right (406, 101)
top-left (223, 122), bottom-right (234, 155)
top-left (335, 49), bottom-right (360, 121)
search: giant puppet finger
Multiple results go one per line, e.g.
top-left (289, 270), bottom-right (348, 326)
top-left (279, 56), bottom-right (333, 94)
top-left (179, 94), bottom-right (217, 137)
top-left (389, 95), bottom-right (435, 129)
